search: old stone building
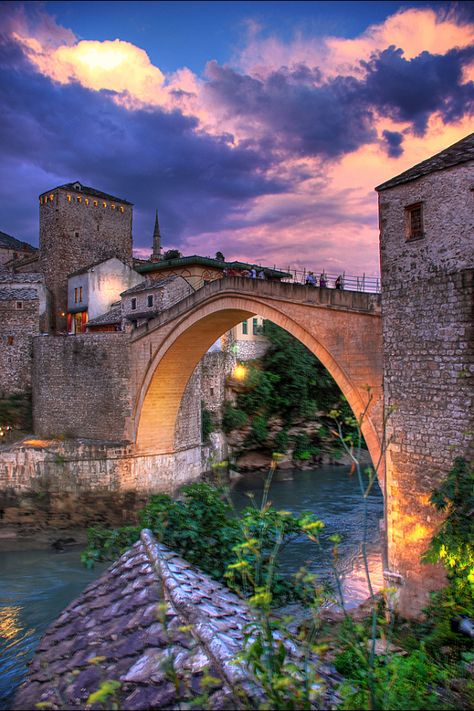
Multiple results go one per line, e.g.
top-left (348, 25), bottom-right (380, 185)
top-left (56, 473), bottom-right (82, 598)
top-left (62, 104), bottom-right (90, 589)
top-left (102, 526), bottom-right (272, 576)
top-left (0, 230), bottom-right (37, 268)
top-left (0, 273), bottom-right (50, 396)
top-left (39, 181), bottom-right (133, 331)
top-left (67, 257), bottom-right (143, 333)
top-left (377, 132), bottom-right (474, 615)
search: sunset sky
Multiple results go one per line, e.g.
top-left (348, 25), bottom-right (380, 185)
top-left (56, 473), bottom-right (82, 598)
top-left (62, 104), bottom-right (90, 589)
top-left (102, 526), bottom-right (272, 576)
top-left (1, 1), bottom-right (473, 275)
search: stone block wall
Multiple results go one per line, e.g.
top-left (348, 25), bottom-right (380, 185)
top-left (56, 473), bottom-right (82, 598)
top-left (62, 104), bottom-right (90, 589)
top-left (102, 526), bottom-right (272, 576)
top-left (0, 296), bottom-right (39, 396)
top-left (175, 366), bottom-right (202, 450)
top-left (379, 162), bottom-right (474, 616)
top-left (32, 333), bottom-right (134, 441)
top-left (200, 350), bottom-right (234, 417)
top-left (39, 187), bottom-right (133, 331)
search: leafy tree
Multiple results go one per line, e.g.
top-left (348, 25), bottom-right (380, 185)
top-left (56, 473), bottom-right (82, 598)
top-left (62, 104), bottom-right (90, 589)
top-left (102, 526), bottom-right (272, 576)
top-left (163, 248), bottom-right (182, 260)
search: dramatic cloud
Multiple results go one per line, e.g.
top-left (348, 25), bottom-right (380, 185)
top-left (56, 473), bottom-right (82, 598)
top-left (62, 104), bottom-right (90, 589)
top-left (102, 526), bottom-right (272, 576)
top-left (0, 3), bottom-right (473, 275)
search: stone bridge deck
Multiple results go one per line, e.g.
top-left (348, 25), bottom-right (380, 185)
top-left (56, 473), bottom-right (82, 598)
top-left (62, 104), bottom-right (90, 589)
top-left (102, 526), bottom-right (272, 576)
top-left (132, 277), bottom-right (381, 340)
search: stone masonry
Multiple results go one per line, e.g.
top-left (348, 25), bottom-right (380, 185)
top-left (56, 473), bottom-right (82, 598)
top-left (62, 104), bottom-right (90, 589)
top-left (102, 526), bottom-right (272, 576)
top-left (39, 183), bottom-right (133, 332)
top-left (377, 139), bottom-right (474, 616)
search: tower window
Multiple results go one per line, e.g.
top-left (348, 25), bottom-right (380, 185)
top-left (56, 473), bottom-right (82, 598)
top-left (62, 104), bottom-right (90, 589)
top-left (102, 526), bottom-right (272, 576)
top-left (67, 195), bottom-right (72, 203)
top-left (85, 198), bottom-right (89, 206)
top-left (131, 297), bottom-right (137, 310)
top-left (49, 194), bottom-right (54, 202)
top-left (103, 202), bottom-right (107, 208)
top-left (7, 336), bottom-right (14, 346)
top-left (77, 196), bottom-right (82, 203)
top-left (16, 301), bottom-right (23, 310)
top-left (111, 204), bottom-right (116, 210)
top-left (75, 231), bottom-right (79, 238)
top-left (119, 206), bottom-right (124, 213)
top-left (147, 294), bottom-right (153, 307)
top-left (252, 318), bottom-right (258, 335)
top-left (242, 320), bottom-right (248, 335)
top-left (79, 286), bottom-right (83, 303)
top-left (93, 200), bottom-right (98, 207)
top-left (405, 203), bottom-right (424, 241)
top-left (74, 287), bottom-right (78, 304)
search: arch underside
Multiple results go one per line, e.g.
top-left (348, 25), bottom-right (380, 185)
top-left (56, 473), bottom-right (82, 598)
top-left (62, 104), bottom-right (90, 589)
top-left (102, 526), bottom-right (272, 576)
top-left (134, 295), bottom-right (383, 476)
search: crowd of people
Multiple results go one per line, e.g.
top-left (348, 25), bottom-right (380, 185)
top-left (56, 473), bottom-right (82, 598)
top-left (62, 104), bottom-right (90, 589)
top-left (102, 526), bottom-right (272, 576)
top-left (222, 265), bottom-right (344, 289)
top-left (305, 272), bottom-right (343, 289)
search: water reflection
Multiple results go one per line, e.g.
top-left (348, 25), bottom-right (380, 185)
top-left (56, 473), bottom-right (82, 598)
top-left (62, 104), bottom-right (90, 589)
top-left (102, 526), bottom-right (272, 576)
top-left (0, 549), bottom-right (105, 710)
top-left (230, 466), bottom-right (384, 607)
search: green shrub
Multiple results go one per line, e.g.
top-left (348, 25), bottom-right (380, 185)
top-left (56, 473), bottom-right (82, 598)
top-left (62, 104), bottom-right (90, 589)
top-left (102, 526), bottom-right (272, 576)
top-left (273, 428), bottom-right (289, 453)
top-left (245, 414), bottom-right (268, 446)
top-left (222, 402), bottom-right (248, 433)
top-left (201, 401), bottom-right (214, 443)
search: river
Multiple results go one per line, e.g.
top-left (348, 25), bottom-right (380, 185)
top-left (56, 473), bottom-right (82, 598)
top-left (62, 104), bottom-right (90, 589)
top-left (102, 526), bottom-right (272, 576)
top-left (0, 465), bottom-right (383, 708)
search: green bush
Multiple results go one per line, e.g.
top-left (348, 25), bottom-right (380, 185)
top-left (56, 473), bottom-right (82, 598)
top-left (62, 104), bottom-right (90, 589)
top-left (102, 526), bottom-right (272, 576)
top-left (222, 402), bottom-right (248, 433)
top-left (201, 401), bottom-right (214, 443)
top-left (245, 413), bottom-right (268, 446)
top-left (273, 428), bottom-right (289, 453)
top-left (0, 392), bottom-right (32, 432)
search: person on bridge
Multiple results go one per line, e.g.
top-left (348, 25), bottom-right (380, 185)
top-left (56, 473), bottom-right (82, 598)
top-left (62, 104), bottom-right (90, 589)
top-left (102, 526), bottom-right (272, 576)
top-left (258, 270), bottom-right (266, 279)
top-left (250, 267), bottom-right (257, 278)
top-left (320, 273), bottom-right (327, 288)
top-left (335, 275), bottom-right (343, 290)
top-left (305, 271), bottom-right (317, 286)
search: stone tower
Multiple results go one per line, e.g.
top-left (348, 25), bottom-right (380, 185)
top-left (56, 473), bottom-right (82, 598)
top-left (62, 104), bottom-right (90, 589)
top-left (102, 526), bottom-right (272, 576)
top-left (376, 133), bottom-right (474, 617)
top-left (151, 209), bottom-right (162, 261)
top-left (39, 181), bottom-right (133, 331)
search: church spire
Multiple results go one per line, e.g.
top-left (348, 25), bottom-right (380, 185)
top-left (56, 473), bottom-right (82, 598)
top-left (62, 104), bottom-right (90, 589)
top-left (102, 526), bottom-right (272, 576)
top-left (152, 209), bottom-right (162, 261)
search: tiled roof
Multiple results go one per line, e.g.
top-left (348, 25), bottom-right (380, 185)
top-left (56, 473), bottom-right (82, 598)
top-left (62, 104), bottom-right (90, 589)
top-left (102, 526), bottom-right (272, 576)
top-left (0, 287), bottom-right (38, 300)
top-left (87, 305), bottom-right (122, 326)
top-left (136, 255), bottom-right (292, 279)
top-left (13, 530), bottom-right (341, 710)
top-left (68, 257), bottom-right (131, 278)
top-left (121, 276), bottom-right (178, 296)
top-left (43, 182), bottom-right (133, 205)
top-left (13, 535), bottom-right (236, 710)
top-left (125, 310), bottom-right (161, 321)
top-left (0, 273), bottom-right (43, 283)
top-left (376, 132), bottom-right (474, 192)
top-left (0, 231), bottom-right (37, 252)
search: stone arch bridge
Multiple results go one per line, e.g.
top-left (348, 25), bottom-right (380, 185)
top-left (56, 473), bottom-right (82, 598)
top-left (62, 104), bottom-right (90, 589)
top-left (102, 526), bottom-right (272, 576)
top-left (130, 276), bottom-right (383, 474)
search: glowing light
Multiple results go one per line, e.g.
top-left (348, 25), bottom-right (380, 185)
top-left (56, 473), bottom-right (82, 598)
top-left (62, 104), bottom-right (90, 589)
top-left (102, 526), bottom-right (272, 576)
top-left (233, 364), bottom-right (247, 381)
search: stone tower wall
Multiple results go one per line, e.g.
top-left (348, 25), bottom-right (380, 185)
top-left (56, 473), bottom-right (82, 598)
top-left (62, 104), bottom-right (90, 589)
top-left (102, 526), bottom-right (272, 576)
top-left (378, 162), bottom-right (474, 616)
top-left (39, 187), bottom-right (133, 331)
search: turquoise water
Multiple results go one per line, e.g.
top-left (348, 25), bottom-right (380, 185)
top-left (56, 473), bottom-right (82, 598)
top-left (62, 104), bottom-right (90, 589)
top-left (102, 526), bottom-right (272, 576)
top-left (0, 466), bottom-right (383, 708)
top-left (0, 549), bottom-right (106, 709)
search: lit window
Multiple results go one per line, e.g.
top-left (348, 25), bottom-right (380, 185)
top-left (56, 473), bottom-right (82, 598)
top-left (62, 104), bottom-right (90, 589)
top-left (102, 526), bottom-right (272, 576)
top-left (85, 198), bottom-right (89, 206)
top-left (39, 197), bottom-right (42, 205)
top-left (242, 320), bottom-right (248, 335)
top-left (74, 287), bottom-right (78, 304)
top-left (252, 318), bottom-right (258, 335)
top-left (405, 203), bottom-right (424, 241)
top-left (49, 193), bottom-right (54, 202)
top-left (77, 196), bottom-right (82, 203)
top-left (16, 301), bottom-right (23, 310)
top-left (79, 286), bottom-right (83, 303)
top-left (67, 195), bottom-right (71, 203)
top-left (147, 294), bottom-right (153, 307)
top-left (131, 297), bottom-right (137, 310)
top-left (103, 202), bottom-right (107, 208)
top-left (94, 200), bottom-right (98, 207)
top-left (111, 204), bottom-right (116, 210)
top-left (119, 206), bottom-right (124, 213)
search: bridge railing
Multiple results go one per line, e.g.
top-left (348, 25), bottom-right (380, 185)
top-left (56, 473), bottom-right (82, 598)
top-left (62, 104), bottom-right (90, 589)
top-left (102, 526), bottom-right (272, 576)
top-left (190, 270), bottom-right (381, 294)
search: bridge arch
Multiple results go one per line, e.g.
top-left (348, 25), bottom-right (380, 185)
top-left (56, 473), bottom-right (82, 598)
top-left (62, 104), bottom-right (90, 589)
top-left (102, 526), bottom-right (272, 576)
top-left (134, 290), bottom-right (383, 475)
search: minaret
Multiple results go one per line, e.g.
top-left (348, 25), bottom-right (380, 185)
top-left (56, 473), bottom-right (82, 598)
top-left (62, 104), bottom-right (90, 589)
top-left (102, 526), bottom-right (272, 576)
top-left (152, 209), bottom-right (162, 261)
